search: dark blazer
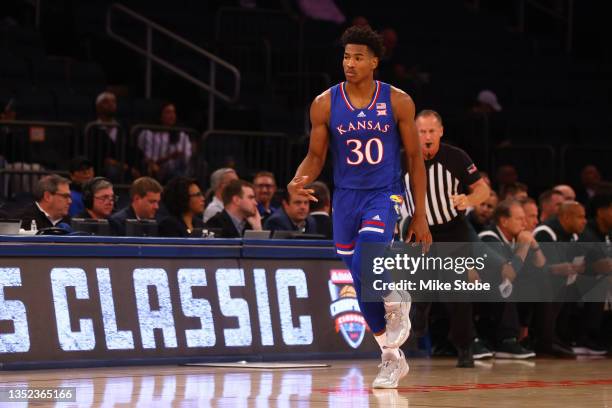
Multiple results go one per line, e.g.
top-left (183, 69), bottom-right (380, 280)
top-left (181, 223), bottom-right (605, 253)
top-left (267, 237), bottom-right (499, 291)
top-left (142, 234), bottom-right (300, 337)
top-left (109, 205), bottom-right (137, 236)
top-left (311, 212), bottom-right (333, 239)
top-left (159, 214), bottom-right (204, 237)
top-left (16, 202), bottom-right (71, 230)
top-left (205, 210), bottom-right (253, 238)
top-left (264, 208), bottom-right (317, 234)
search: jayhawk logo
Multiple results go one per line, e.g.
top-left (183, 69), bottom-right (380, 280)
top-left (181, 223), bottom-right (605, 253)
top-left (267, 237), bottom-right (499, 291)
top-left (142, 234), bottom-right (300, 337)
top-left (328, 269), bottom-right (368, 349)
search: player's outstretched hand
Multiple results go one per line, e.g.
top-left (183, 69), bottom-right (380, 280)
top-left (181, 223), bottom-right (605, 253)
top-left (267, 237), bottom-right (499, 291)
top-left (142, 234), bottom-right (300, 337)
top-left (287, 175), bottom-right (317, 202)
top-left (405, 215), bottom-right (432, 253)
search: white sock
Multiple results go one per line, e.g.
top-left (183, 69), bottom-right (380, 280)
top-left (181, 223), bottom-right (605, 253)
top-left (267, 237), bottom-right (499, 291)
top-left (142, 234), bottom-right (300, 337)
top-left (374, 333), bottom-right (401, 360)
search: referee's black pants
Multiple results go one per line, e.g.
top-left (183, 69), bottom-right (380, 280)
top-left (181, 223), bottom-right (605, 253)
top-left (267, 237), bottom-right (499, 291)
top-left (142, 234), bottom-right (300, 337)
top-left (430, 216), bottom-right (475, 349)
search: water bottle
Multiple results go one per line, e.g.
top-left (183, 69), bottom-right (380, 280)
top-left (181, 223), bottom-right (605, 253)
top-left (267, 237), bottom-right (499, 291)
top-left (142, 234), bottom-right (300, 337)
top-left (30, 220), bottom-right (37, 232)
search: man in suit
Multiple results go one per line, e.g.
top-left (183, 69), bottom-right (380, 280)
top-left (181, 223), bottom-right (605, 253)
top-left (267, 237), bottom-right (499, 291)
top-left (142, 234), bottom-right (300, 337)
top-left (109, 177), bottom-right (162, 235)
top-left (308, 181), bottom-right (332, 238)
top-left (205, 179), bottom-right (262, 238)
top-left (264, 190), bottom-right (317, 234)
top-left (17, 174), bottom-right (72, 230)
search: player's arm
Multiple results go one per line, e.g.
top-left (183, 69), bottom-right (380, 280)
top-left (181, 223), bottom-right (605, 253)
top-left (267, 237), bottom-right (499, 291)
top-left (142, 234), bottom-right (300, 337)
top-left (392, 87), bottom-right (431, 246)
top-left (287, 91), bottom-right (331, 202)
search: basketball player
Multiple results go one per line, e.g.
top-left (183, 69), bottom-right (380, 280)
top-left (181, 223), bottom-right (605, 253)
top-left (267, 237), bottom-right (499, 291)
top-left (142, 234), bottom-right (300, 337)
top-left (288, 25), bottom-right (431, 388)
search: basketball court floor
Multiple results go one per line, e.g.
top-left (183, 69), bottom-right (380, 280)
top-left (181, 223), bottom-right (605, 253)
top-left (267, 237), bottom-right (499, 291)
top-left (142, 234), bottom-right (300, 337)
top-left (1, 357), bottom-right (611, 407)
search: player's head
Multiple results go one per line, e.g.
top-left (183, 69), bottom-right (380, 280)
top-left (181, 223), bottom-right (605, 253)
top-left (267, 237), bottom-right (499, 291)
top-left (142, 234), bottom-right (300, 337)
top-left (340, 25), bottom-right (384, 83)
top-left (415, 110), bottom-right (444, 159)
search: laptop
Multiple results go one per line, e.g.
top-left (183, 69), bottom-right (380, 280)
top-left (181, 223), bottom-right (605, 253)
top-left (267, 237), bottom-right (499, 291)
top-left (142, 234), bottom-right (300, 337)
top-left (271, 230), bottom-right (326, 240)
top-left (243, 230), bottom-right (271, 239)
top-left (0, 219), bottom-right (21, 235)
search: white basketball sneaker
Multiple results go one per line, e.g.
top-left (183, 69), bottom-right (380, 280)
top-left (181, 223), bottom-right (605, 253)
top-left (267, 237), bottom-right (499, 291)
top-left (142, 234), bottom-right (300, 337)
top-left (383, 290), bottom-right (412, 348)
top-left (372, 348), bottom-right (410, 389)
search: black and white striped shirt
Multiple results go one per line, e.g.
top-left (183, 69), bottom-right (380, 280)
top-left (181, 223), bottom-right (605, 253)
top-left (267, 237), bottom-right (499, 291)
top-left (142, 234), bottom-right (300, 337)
top-left (403, 143), bottom-right (481, 226)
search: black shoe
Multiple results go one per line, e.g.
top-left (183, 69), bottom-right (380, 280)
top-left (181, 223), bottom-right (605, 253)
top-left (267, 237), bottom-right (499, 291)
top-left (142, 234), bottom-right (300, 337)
top-left (536, 340), bottom-right (576, 358)
top-left (457, 347), bottom-right (475, 368)
top-left (571, 338), bottom-right (608, 356)
top-left (472, 338), bottom-right (493, 360)
top-left (495, 338), bottom-right (536, 359)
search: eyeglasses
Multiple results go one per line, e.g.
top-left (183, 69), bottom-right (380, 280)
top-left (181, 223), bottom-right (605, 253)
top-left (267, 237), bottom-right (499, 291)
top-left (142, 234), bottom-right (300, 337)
top-left (255, 184), bottom-right (275, 189)
top-left (52, 192), bottom-right (72, 200)
top-left (94, 195), bottom-right (118, 203)
top-left (189, 191), bottom-right (204, 198)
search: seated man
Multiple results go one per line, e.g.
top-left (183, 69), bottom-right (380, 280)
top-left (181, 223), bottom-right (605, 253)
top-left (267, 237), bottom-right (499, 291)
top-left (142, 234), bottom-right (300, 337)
top-left (109, 177), bottom-right (162, 236)
top-left (478, 199), bottom-right (544, 359)
top-left (68, 156), bottom-right (94, 217)
top-left (253, 171), bottom-right (278, 221)
top-left (203, 168), bottom-right (238, 222)
top-left (264, 190), bottom-right (317, 234)
top-left (205, 179), bottom-right (261, 238)
top-left (76, 177), bottom-right (115, 220)
top-left (16, 174), bottom-right (72, 230)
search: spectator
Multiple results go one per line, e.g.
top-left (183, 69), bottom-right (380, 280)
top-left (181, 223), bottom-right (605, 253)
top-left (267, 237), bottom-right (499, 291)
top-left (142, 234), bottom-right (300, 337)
top-left (68, 156), bottom-right (94, 217)
top-left (467, 190), bottom-right (498, 233)
top-left (495, 165), bottom-right (518, 195)
top-left (500, 182), bottom-right (528, 200)
top-left (205, 179), bottom-right (261, 238)
top-left (472, 89), bottom-right (502, 114)
top-left (264, 190), bottom-right (317, 234)
top-left (478, 199), bottom-right (544, 359)
top-left (308, 181), bottom-right (332, 239)
top-left (519, 197), bottom-right (539, 232)
top-left (576, 165), bottom-right (602, 204)
top-left (533, 202), bottom-right (598, 355)
top-left (203, 168), bottom-right (238, 222)
top-left (138, 102), bottom-right (192, 184)
top-left (109, 177), bottom-right (162, 236)
top-left (76, 177), bottom-right (115, 220)
top-left (538, 189), bottom-right (564, 223)
top-left (554, 184), bottom-right (576, 201)
top-left (158, 176), bottom-right (205, 237)
top-left (15, 174), bottom-right (72, 230)
top-left (253, 171), bottom-right (278, 221)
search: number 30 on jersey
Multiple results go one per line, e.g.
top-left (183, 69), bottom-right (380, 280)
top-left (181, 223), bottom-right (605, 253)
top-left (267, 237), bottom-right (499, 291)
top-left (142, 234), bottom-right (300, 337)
top-left (346, 138), bottom-right (383, 165)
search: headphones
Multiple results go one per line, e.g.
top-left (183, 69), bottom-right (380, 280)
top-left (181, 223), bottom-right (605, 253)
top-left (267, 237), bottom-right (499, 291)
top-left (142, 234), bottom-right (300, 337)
top-left (82, 177), bottom-right (111, 209)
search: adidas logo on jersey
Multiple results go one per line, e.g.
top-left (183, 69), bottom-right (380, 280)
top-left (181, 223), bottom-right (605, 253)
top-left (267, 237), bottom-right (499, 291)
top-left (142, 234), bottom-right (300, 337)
top-left (357, 111), bottom-right (366, 118)
top-left (372, 215), bottom-right (381, 221)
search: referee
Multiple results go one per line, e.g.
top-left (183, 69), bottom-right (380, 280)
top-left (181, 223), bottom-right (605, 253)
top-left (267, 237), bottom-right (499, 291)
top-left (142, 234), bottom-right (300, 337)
top-left (403, 110), bottom-right (490, 367)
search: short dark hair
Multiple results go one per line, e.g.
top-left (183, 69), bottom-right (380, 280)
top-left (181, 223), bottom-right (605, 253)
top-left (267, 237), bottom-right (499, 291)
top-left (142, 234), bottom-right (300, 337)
top-left (33, 174), bottom-right (71, 201)
top-left (589, 194), bottom-right (612, 218)
top-left (222, 179), bottom-right (254, 206)
top-left (307, 181), bottom-right (330, 212)
top-left (500, 182), bottom-right (528, 199)
top-left (340, 25), bottom-right (384, 59)
top-left (130, 177), bottom-right (162, 199)
top-left (538, 189), bottom-right (563, 207)
top-left (494, 199), bottom-right (521, 224)
top-left (416, 109), bottom-right (444, 126)
top-left (69, 156), bottom-right (93, 173)
top-left (163, 176), bottom-right (198, 217)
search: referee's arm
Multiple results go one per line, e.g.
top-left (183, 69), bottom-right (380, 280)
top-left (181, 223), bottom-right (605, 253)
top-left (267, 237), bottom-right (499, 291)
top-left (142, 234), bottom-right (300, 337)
top-left (452, 178), bottom-right (490, 211)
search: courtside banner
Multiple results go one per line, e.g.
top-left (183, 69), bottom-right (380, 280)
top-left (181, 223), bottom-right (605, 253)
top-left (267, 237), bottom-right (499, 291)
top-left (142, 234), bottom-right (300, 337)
top-left (360, 242), bottom-right (612, 303)
top-left (0, 257), bottom-right (378, 368)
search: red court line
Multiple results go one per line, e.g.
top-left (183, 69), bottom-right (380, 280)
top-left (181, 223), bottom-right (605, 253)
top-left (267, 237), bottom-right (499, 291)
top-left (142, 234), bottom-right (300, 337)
top-left (314, 378), bottom-right (612, 395)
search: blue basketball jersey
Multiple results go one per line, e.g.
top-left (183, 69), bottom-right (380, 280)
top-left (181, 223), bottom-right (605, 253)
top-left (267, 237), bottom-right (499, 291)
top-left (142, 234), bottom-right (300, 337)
top-left (329, 80), bottom-right (402, 190)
